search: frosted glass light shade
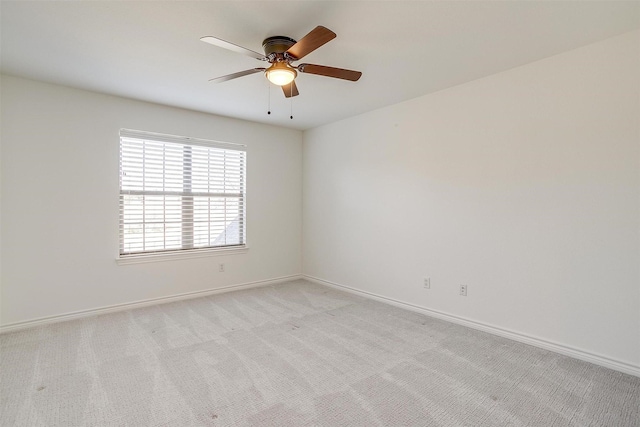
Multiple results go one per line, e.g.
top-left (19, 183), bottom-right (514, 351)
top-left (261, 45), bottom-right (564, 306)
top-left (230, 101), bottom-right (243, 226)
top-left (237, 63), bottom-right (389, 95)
top-left (266, 63), bottom-right (297, 86)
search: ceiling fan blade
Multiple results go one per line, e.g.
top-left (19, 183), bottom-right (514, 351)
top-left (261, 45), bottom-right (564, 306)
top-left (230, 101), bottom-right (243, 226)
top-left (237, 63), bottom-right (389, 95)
top-left (282, 80), bottom-right (299, 98)
top-left (209, 68), bottom-right (265, 83)
top-left (201, 36), bottom-right (267, 61)
top-left (297, 64), bottom-right (362, 81)
top-left (285, 26), bottom-right (336, 60)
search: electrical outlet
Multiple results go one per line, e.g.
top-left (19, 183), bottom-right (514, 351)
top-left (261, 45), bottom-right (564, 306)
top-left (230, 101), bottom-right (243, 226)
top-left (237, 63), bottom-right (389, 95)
top-left (423, 278), bottom-right (431, 289)
top-left (460, 285), bottom-right (467, 296)
top-left (219, 263), bottom-right (225, 272)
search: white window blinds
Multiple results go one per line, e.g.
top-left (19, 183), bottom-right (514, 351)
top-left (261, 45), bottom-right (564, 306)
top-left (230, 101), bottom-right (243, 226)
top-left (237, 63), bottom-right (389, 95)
top-left (119, 130), bottom-right (246, 256)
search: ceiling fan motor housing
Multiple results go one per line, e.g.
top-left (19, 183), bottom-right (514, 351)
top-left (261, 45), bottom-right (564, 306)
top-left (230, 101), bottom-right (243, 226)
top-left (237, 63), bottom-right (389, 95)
top-left (262, 36), bottom-right (297, 60)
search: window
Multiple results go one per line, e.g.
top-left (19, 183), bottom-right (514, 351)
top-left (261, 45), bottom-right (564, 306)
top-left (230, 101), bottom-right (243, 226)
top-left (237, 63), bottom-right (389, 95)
top-left (119, 129), bottom-right (246, 258)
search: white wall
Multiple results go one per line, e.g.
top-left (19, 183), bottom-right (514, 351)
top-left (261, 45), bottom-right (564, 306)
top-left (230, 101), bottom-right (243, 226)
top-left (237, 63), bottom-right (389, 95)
top-left (1, 75), bottom-right (303, 325)
top-left (303, 31), bottom-right (639, 370)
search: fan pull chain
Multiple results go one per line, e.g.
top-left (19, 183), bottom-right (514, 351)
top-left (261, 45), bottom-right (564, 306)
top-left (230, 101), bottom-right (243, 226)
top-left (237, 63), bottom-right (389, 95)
top-left (290, 85), bottom-right (293, 119)
top-left (267, 81), bottom-right (271, 115)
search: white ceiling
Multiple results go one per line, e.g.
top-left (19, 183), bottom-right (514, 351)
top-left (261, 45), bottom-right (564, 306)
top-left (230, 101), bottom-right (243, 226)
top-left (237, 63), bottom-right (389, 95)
top-left (1, 1), bottom-right (638, 130)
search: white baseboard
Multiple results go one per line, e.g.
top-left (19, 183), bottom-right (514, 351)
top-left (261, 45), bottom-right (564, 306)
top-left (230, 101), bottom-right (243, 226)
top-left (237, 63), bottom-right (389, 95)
top-left (0, 274), bottom-right (303, 334)
top-left (303, 275), bottom-right (640, 378)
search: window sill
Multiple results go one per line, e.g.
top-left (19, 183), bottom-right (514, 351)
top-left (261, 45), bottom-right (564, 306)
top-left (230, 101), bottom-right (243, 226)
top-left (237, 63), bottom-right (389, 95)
top-left (116, 246), bottom-right (249, 265)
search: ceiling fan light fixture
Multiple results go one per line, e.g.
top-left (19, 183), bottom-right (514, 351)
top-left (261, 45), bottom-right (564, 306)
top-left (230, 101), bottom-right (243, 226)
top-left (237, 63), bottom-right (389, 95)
top-left (202, 26), bottom-right (362, 98)
top-left (265, 63), bottom-right (297, 86)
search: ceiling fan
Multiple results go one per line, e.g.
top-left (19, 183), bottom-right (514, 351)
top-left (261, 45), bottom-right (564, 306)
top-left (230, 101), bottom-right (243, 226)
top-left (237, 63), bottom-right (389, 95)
top-left (201, 26), bottom-right (362, 98)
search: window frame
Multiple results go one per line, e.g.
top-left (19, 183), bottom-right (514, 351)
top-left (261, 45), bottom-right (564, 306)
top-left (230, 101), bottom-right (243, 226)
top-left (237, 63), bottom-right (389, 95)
top-left (117, 129), bottom-right (248, 264)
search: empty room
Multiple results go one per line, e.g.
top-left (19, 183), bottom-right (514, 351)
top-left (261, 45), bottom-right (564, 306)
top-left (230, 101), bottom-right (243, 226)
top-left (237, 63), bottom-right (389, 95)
top-left (1, 1), bottom-right (638, 426)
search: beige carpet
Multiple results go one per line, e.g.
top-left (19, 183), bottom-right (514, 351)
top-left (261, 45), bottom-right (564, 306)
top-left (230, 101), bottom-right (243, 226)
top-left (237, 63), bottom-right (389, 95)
top-left (1, 279), bottom-right (638, 426)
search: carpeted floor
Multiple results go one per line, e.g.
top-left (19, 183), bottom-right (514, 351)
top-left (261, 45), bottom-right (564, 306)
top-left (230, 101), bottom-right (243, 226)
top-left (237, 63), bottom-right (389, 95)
top-left (1, 279), bottom-right (638, 426)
